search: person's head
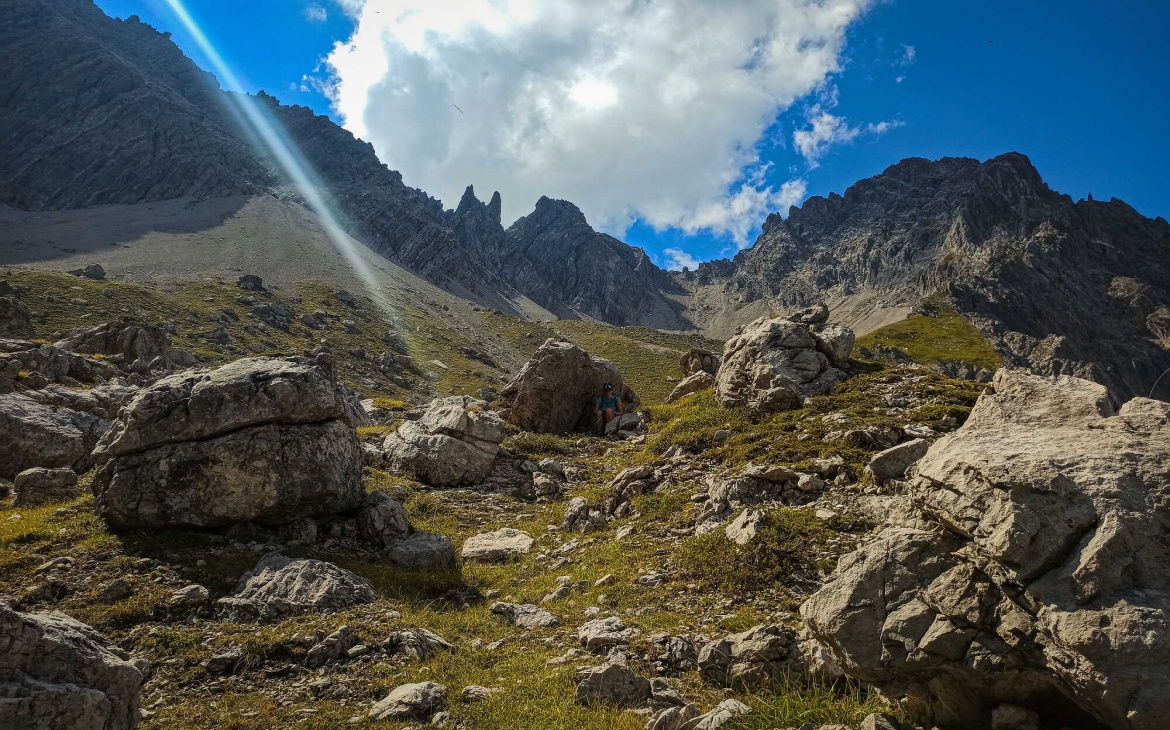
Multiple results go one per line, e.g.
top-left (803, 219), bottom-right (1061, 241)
top-left (602, 383), bottom-right (614, 395)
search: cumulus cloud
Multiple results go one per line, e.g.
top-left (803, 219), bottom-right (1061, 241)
top-left (304, 4), bottom-right (328, 23)
top-left (793, 89), bottom-right (901, 167)
top-left (662, 248), bottom-right (702, 272)
top-left (324, 0), bottom-right (872, 244)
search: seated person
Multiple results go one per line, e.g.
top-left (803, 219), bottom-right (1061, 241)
top-left (594, 383), bottom-right (624, 434)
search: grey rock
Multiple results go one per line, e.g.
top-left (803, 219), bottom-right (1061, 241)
top-left (55, 318), bottom-right (169, 370)
top-left (69, 264), bottom-right (106, 280)
top-left (357, 491), bottom-right (410, 547)
top-left (170, 584), bottom-right (208, 607)
top-left (562, 497), bottom-right (608, 533)
top-left (578, 616), bottom-right (640, 651)
top-left (388, 532), bottom-right (456, 570)
top-left (215, 553), bottom-right (376, 622)
top-left (369, 681), bottom-right (446, 721)
top-left (304, 626), bottom-right (351, 668)
top-left (812, 323), bottom-right (855, 368)
top-left (500, 339), bottom-right (639, 434)
top-left (91, 356), bottom-right (363, 530)
top-left (864, 438), bottom-right (930, 482)
top-left (384, 628), bottom-right (453, 662)
top-left (715, 316), bottom-right (849, 413)
top-left (604, 411), bottom-right (644, 438)
top-left (666, 371), bottom-right (715, 403)
top-left (679, 349), bottom-right (721, 377)
top-left (383, 396), bottom-right (504, 486)
top-left (698, 624), bottom-right (806, 689)
top-left (237, 275), bottom-right (264, 291)
top-left (204, 647), bottom-right (244, 676)
top-left (13, 467), bottom-right (80, 507)
top-left (490, 602), bottom-right (559, 629)
top-left (0, 297), bottom-right (34, 338)
top-left (0, 394), bottom-right (108, 480)
top-left (461, 528), bottom-right (534, 563)
top-left (0, 601), bottom-right (144, 730)
top-left (691, 699), bottom-right (752, 730)
top-left (859, 713), bottom-right (902, 730)
top-left (461, 685), bottom-right (500, 703)
top-left (574, 662), bottom-right (651, 707)
top-left (647, 704), bottom-right (702, 730)
top-left (724, 509), bottom-right (765, 545)
top-left (801, 370), bottom-right (1170, 730)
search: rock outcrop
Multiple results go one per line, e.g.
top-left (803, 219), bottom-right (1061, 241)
top-left (0, 601), bottom-right (145, 730)
top-left (500, 339), bottom-right (638, 434)
top-left (0, 296), bottom-right (34, 338)
top-left (801, 370), bottom-right (1170, 730)
top-left (697, 624), bottom-right (806, 689)
top-left (382, 396), bottom-right (505, 486)
top-left (714, 314), bottom-right (852, 413)
top-left (55, 319), bottom-right (170, 371)
top-left (91, 356), bottom-right (363, 530)
top-left (0, 393), bottom-right (108, 479)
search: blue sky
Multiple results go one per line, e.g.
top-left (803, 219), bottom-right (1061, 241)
top-left (95, 1), bottom-right (1169, 269)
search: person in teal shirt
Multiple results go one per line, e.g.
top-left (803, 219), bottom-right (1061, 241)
top-left (594, 383), bottom-right (624, 434)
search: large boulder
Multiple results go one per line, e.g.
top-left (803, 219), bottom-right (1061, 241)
top-left (382, 396), bottom-right (504, 486)
top-left (801, 370), bottom-right (1170, 730)
top-left (0, 602), bottom-right (145, 730)
top-left (55, 319), bottom-right (170, 370)
top-left (715, 316), bottom-right (852, 413)
top-left (0, 296), bottom-right (34, 338)
top-left (91, 357), bottom-right (363, 530)
top-left (0, 393), bottom-right (108, 479)
top-left (215, 553), bottom-right (377, 622)
top-left (499, 339), bottom-right (638, 434)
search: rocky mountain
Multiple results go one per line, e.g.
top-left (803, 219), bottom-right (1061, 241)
top-left (3, 0), bottom-right (1168, 399)
top-left (682, 153), bottom-right (1170, 400)
top-left (0, 0), bottom-right (681, 326)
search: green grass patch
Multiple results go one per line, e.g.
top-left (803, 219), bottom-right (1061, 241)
top-left (675, 508), bottom-right (860, 592)
top-left (856, 297), bottom-right (1002, 371)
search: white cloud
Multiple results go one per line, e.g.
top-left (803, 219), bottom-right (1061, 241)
top-left (793, 89), bottom-right (901, 168)
top-left (324, 0), bottom-right (872, 245)
top-left (305, 4), bottom-right (328, 23)
top-left (332, 0), bottom-right (364, 17)
top-left (901, 44), bottom-right (916, 65)
top-left (662, 248), bottom-right (702, 272)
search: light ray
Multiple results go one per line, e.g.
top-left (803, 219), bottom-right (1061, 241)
top-left (161, 0), bottom-right (400, 326)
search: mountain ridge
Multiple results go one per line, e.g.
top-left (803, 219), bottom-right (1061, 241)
top-left (2, 0), bottom-right (1169, 399)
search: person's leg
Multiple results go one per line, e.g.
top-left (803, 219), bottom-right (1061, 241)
top-left (603, 408), bottom-right (616, 430)
top-left (594, 410), bottom-right (604, 434)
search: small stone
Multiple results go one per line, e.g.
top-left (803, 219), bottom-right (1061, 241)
top-left (369, 682), bottom-right (447, 721)
top-left (490, 602), bottom-right (559, 629)
top-left (461, 528), bottom-right (535, 562)
top-left (171, 584), bottom-right (209, 606)
top-left (461, 685), bottom-right (500, 704)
